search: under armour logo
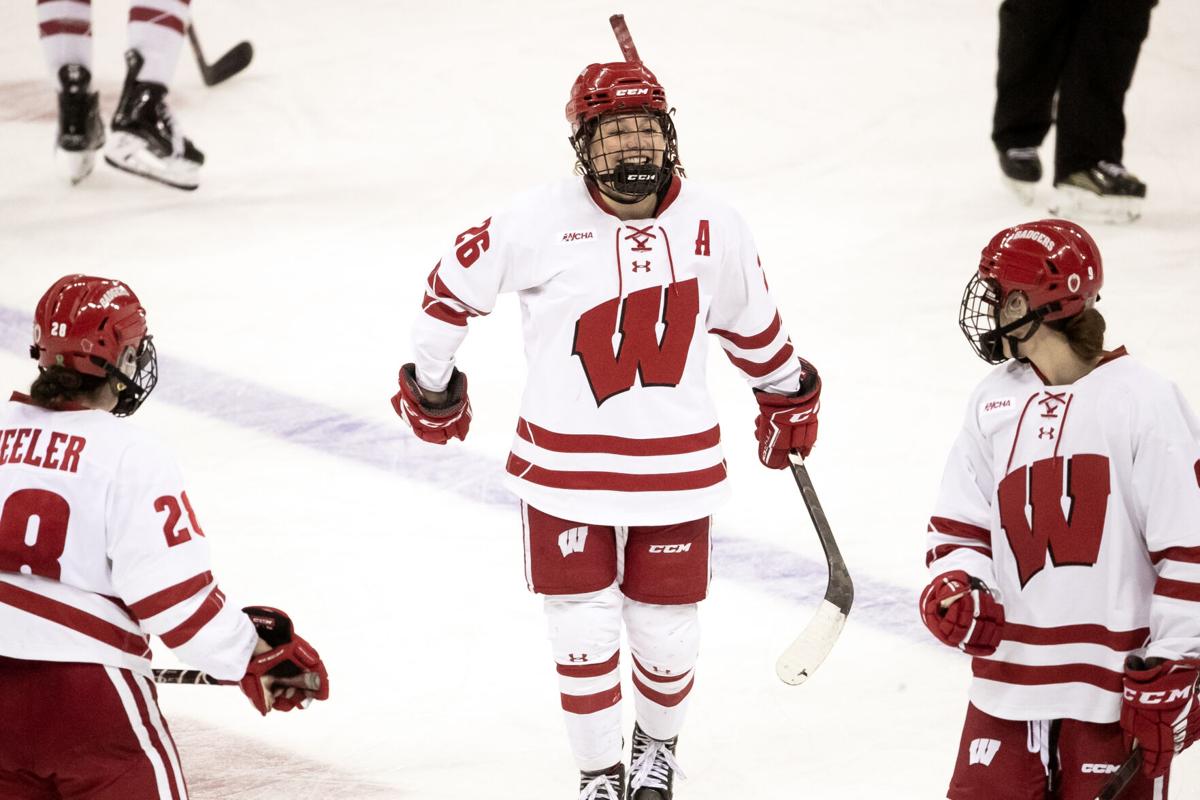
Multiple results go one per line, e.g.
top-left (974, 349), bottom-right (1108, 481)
top-left (558, 526), bottom-right (589, 557)
top-left (1038, 427), bottom-right (1056, 440)
top-left (567, 653), bottom-right (589, 663)
top-left (624, 224), bottom-right (656, 252)
top-left (969, 738), bottom-right (1001, 766)
top-left (632, 260), bottom-right (651, 273)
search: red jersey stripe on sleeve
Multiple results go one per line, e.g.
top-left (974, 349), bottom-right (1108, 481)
top-left (421, 295), bottom-right (470, 326)
top-left (426, 263), bottom-right (486, 317)
top-left (972, 659), bottom-right (1123, 693)
top-left (1154, 577), bottom-right (1200, 603)
top-left (722, 341), bottom-right (794, 378)
top-left (925, 543), bottom-right (992, 567)
top-left (709, 312), bottom-right (782, 350)
top-left (159, 587), bottom-right (226, 648)
top-left (128, 572), bottom-right (214, 620)
top-left (517, 418), bottom-right (720, 457)
top-left (1149, 546), bottom-right (1200, 565)
top-left (929, 517), bottom-right (991, 543)
top-left (0, 582), bottom-right (150, 658)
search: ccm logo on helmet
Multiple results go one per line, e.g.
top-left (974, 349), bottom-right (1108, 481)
top-left (1124, 686), bottom-right (1193, 704)
top-left (615, 88), bottom-right (650, 97)
top-left (649, 544), bottom-right (692, 554)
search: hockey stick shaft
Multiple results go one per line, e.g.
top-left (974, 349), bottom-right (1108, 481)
top-left (1094, 749), bottom-right (1141, 800)
top-left (609, 15), bottom-right (642, 63)
top-left (187, 24), bottom-right (253, 87)
top-left (775, 453), bottom-right (854, 685)
top-left (153, 668), bottom-right (224, 685)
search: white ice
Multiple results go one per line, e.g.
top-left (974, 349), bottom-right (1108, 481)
top-left (1, 1), bottom-right (1198, 797)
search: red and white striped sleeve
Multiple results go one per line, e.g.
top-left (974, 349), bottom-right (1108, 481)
top-left (107, 439), bottom-right (257, 681)
top-left (926, 401), bottom-right (997, 582)
top-left (411, 211), bottom-right (535, 392)
top-left (705, 211), bottom-right (803, 395)
top-left (1135, 384), bottom-right (1200, 661)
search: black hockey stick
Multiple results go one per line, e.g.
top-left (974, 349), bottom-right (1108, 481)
top-left (776, 452), bottom-right (854, 685)
top-left (153, 668), bottom-right (226, 685)
top-left (1094, 749), bottom-right (1141, 800)
top-left (187, 25), bottom-right (253, 87)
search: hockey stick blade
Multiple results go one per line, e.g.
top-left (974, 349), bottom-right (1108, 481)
top-left (187, 26), bottom-right (253, 87)
top-left (1094, 749), bottom-right (1141, 800)
top-left (776, 453), bottom-right (854, 685)
top-left (609, 14), bottom-right (642, 63)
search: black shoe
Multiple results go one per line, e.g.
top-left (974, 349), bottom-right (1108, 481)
top-left (105, 49), bottom-right (204, 190)
top-left (998, 146), bottom-right (1042, 183)
top-left (627, 724), bottom-right (684, 800)
top-left (579, 763), bottom-right (625, 800)
top-left (1050, 161), bottom-right (1146, 223)
top-left (56, 64), bottom-right (105, 183)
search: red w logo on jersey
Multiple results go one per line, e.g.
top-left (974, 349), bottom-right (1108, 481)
top-left (997, 454), bottom-right (1111, 588)
top-left (572, 278), bottom-right (700, 406)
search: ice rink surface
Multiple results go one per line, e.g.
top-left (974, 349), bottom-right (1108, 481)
top-left (2, 1), bottom-right (1199, 797)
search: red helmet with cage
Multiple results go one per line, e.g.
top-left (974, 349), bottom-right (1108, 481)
top-left (960, 219), bottom-right (1103, 363)
top-left (30, 274), bottom-right (158, 415)
top-left (565, 61), bottom-right (668, 134)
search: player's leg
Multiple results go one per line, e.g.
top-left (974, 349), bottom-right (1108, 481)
top-left (0, 655), bottom-right (187, 799)
top-left (1050, 0), bottom-right (1155, 221)
top-left (946, 704), bottom-right (1050, 799)
top-left (620, 517), bottom-right (710, 800)
top-left (523, 503), bottom-right (625, 797)
top-left (37, 0), bottom-right (103, 183)
top-left (1056, 718), bottom-right (1167, 800)
top-left (105, 0), bottom-right (203, 189)
top-left (991, 0), bottom-right (1077, 199)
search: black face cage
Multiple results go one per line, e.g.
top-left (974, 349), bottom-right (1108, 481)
top-left (959, 274), bottom-right (1007, 364)
top-left (572, 110), bottom-right (679, 201)
top-left (101, 336), bottom-right (158, 416)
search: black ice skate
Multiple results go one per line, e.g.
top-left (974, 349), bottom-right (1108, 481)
top-left (105, 49), bottom-right (204, 190)
top-left (997, 147), bottom-right (1041, 205)
top-left (579, 763), bottom-right (625, 800)
top-left (56, 64), bottom-right (105, 184)
top-left (1050, 161), bottom-right (1146, 224)
top-left (627, 724), bottom-right (685, 800)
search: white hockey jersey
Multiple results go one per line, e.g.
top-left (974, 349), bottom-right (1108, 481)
top-left (926, 350), bottom-right (1200, 723)
top-left (412, 176), bottom-right (804, 525)
top-left (0, 394), bottom-right (257, 680)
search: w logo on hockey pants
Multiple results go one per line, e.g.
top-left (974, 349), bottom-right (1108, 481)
top-left (571, 278), bottom-right (700, 406)
top-left (997, 454), bottom-right (1111, 588)
top-left (558, 527), bottom-right (589, 557)
top-left (969, 738), bottom-right (1001, 766)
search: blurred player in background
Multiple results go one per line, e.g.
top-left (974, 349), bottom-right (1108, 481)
top-left (38, 0), bottom-right (205, 189)
top-left (390, 24), bottom-right (822, 800)
top-left (921, 220), bottom-right (1200, 798)
top-left (991, 0), bottom-right (1157, 222)
top-left (0, 275), bottom-right (329, 799)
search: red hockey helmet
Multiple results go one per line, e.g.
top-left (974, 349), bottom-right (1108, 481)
top-left (960, 220), bottom-right (1103, 363)
top-left (30, 274), bottom-right (158, 415)
top-left (565, 61), bottom-right (668, 134)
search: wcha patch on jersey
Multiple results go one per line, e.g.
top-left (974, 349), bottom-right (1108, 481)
top-left (559, 229), bottom-right (596, 243)
top-left (558, 526), bottom-right (589, 557)
top-left (980, 397), bottom-right (1016, 415)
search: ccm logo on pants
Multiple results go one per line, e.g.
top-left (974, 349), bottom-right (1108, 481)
top-left (648, 544), bottom-right (692, 553)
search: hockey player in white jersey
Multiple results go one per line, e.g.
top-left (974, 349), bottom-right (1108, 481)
top-left (37, 1), bottom-right (205, 189)
top-left (390, 24), bottom-right (821, 800)
top-left (0, 275), bottom-right (329, 799)
top-left (920, 219), bottom-right (1200, 799)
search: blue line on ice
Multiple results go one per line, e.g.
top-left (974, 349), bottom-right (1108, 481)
top-left (0, 305), bottom-right (926, 643)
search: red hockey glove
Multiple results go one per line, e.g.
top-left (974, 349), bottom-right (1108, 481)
top-left (1120, 656), bottom-right (1200, 778)
top-left (919, 570), bottom-right (1005, 656)
top-left (754, 359), bottom-right (820, 468)
top-left (239, 606), bottom-right (329, 716)
top-left (390, 362), bottom-right (471, 444)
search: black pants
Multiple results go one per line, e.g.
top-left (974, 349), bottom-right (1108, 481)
top-left (991, 0), bottom-right (1155, 182)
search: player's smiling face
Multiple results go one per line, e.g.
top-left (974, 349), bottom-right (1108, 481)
top-left (588, 112), bottom-right (665, 174)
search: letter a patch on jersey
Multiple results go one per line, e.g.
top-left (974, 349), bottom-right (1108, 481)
top-left (968, 738), bottom-right (1001, 766)
top-left (558, 526), bottom-right (589, 557)
top-left (571, 277), bottom-right (700, 406)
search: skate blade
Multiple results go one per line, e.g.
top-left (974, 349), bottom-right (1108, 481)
top-left (1002, 177), bottom-right (1037, 206)
top-left (57, 146), bottom-right (99, 185)
top-left (104, 132), bottom-right (200, 191)
top-left (1048, 184), bottom-right (1142, 224)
